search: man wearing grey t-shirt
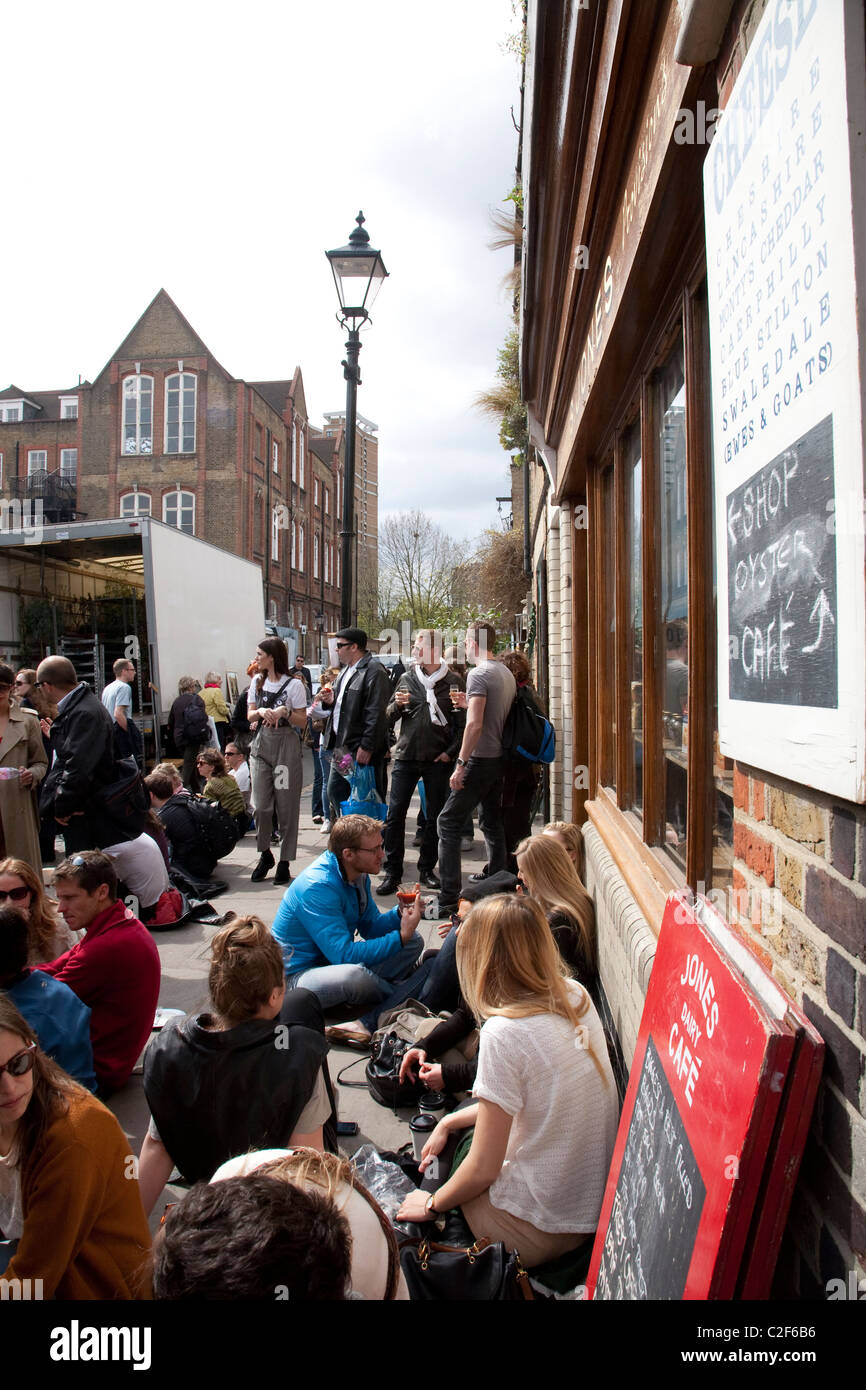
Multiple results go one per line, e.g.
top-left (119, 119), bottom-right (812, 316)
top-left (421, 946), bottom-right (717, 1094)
top-left (436, 622), bottom-right (516, 913)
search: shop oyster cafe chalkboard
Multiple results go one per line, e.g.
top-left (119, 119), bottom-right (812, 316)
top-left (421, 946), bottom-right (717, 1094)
top-left (704, 0), bottom-right (866, 801)
top-left (587, 895), bottom-right (793, 1300)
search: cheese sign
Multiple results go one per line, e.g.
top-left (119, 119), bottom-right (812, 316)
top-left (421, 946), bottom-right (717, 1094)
top-left (588, 894), bottom-right (792, 1300)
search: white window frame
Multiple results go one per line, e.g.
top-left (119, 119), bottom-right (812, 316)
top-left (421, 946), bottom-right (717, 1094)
top-left (164, 372), bottom-right (197, 454)
top-left (336, 546), bottom-right (341, 587)
top-left (0, 402), bottom-right (23, 422)
top-left (59, 396), bottom-right (78, 420)
top-left (314, 477), bottom-right (319, 507)
top-left (298, 522), bottom-right (305, 573)
top-left (324, 540), bottom-right (330, 586)
top-left (313, 532), bottom-right (320, 579)
top-left (60, 448), bottom-right (78, 480)
top-left (291, 520), bottom-right (297, 569)
top-left (0, 453), bottom-right (3, 488)
top-left (120, 491), bottom-right (152, 518)
top-left (122, 375), bottom-right (154, 455)
top-left (298, 424), bottom-right (305, 488)
top-left (291, 425), bottom-right (297, 482)
top-left (272, 507), bottom-right (280, 561)
top-left (163, 489), bottom-right (195, 535)
top-left (324, 485), bottom-right (330, 515)
top-left (273, 439), bottom-right (279, 474)
top-left (27, 450), bottom-right (47, 477)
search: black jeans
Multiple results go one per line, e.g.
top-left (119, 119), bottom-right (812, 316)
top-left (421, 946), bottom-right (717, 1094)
top-left (383, 759), bottom-right (452, 877)
top-left (437, 757), bottom-right (506, 905)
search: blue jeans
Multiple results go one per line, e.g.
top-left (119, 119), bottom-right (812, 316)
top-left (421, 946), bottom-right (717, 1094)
top-left (288, 931), bottom-right (424, 1015)
top-left (437, 756), bottom-right (506, 905)
top-left (359, 921), bottom-right (460, 1032)
top-left (311, 737), bottom-right (324, 818)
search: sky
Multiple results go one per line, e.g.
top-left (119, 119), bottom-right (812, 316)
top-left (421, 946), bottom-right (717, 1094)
top-left (2, 0), bottom-right (521, 543)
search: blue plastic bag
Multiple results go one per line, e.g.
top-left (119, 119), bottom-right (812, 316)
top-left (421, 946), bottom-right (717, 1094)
top-left (340, 762), bottom-right (387, 821)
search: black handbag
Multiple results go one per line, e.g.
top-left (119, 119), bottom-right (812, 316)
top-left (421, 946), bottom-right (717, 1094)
top-left (365, 1030), bottom-right (423, 1109)
top-left (398, 1235), bottom-right (534, 1301)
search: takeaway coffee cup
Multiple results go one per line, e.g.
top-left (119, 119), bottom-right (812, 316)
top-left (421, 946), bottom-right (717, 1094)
top-left (409, 1111), bottom-right (437, 1163)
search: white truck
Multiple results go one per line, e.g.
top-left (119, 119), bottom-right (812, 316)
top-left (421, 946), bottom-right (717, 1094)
top-left (0, 516), bottom-right (266, 761)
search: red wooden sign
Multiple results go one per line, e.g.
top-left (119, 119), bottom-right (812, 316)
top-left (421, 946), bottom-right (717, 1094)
top-left (587, 893), bottom-right (796, 1300)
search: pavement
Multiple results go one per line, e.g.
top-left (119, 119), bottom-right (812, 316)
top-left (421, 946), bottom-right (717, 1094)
top-left (82, 747), bottom-right (490, 1232)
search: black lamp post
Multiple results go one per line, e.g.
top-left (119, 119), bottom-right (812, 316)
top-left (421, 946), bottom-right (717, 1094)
top-left (325, 211), bottom-right (388, 628)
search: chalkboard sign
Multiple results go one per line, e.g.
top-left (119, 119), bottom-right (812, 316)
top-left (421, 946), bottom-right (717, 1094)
top-left (587, 895), bottom-right (795, 1300)
top-left (727, 414), bottom-right (838, 707)
top-left (593, 1038), bottom-right (706, 1300)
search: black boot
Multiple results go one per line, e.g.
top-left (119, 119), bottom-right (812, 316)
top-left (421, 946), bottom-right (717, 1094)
top-left (274, 861), bottom-right (292, 886)
top-left (251, 849), bottom-right (275, 882)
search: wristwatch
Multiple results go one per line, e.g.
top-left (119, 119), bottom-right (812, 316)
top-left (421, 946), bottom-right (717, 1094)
top-left (456, 758), bottom-right (467, 767)
top-left (425, 1192), bottom-right (438, 1216)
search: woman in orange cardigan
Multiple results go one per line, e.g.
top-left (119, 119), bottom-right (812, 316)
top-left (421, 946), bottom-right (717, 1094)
top-left (0, 997), bottom-right (151, 1298)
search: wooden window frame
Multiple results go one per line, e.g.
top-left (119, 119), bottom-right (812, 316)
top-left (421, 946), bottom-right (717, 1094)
top-left (587, 265), bottom-right (716, 921)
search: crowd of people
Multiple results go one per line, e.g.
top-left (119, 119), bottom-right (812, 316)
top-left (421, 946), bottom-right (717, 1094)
top-left (0, 619), bottom-right (620, 1300)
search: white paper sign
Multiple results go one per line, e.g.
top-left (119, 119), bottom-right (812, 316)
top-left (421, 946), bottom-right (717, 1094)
top-left (704, 0), bottom-right (866, 801)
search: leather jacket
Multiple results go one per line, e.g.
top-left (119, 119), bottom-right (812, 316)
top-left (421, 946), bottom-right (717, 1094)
top-left (324, 652), bottom-right (390, 758)
top-left (43, 684), bottom-right (116, 822)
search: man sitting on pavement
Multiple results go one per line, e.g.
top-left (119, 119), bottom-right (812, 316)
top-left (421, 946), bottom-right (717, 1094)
top-left (39, 850), bottom-right (161, 1095)
top-left (270, 815), bottom-right (424, 1048)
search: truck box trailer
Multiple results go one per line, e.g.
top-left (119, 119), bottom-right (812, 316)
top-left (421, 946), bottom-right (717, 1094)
top-left (0, 517), bottom-right (266, 761)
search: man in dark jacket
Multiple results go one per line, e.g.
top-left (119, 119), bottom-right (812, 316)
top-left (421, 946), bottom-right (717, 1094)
top-left (169, 676), bottom-right (209, 791)
top-left (37, 656), bottom-right (123, 853)
top-left (376, 629), bottom-right (465, 894)
top-left (320, 627), bottom-right (390, 820)
top-left (144, 767), bottom-right (218, 882)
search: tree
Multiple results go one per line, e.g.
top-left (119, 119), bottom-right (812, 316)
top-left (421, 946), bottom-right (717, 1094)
top-left (472, 527), bottom-right (527, 631)
top-left (377, 510), bottom-right (470, 631)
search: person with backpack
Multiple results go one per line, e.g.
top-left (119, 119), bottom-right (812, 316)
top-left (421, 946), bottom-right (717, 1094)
top-left (247, 638), bottom-right (308, 886)
top-left (170, 676), bottom-right (210, 791)
top-left (496, 650), bottom-right (547, 875)
top-left (145, 766), bottom-right (220, 882)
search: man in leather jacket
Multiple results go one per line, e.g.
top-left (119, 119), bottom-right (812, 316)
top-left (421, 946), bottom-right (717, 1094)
top-left (320, 627), bottom-right (390, 819)
top-left (37, 656), bottom-right (123, 852)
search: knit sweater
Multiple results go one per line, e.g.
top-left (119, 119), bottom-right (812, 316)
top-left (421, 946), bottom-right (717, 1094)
top-left (3, 1090), bottom-right (152, 1299)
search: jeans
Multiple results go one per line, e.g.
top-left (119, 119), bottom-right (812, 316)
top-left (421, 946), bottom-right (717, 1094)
top-left (311, 738), bottom-right (324, 818)
top-left (288, 931), bottom-right (424, 1014)
top-left (359, 921), bottom-right (460, 1032)
top-left (383, 759), bottom-right (452, 877)
top-left (437, 756), bottom-right (506, 905)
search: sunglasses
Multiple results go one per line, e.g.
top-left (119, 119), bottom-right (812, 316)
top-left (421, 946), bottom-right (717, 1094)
top-left (0, 1043), bottom-right (37, 1080)
top-left (335, 641), bottom-right (352, 649)
top-left (0, 885), bottom-right (30, 903)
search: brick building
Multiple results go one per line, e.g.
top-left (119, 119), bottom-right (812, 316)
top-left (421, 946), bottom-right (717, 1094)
top-left (0, 290), bottom-right (372, 658)
top-left (521, 0), bottom-right (865, 1296)
top-left (317, 409), bottom-right (380, 626)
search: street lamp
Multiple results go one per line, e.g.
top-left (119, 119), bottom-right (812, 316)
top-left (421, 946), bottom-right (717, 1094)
top-left (325, 211), bottom-right (388, 628)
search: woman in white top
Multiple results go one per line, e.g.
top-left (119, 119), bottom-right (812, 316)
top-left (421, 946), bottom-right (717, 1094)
top-left (246, 638), bottom-right (308, 886)
top-left (397, 893), bottom-right (618, 1267)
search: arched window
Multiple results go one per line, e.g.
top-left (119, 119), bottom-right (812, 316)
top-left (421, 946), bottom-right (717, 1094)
top-left (163, 489), bottom-right (195, 535)
top-left (298, 423), bottom-right (305, 488)
top-left (165, 373), bottom-right (197, 453)
top-left (120, 491), bottom-right (152, 518)
top-left (122, 375), bottom-right (153, 454)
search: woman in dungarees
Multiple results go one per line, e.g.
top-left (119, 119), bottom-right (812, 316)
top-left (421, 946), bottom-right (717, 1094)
top-left (247, 638), bottom-right (308, 885)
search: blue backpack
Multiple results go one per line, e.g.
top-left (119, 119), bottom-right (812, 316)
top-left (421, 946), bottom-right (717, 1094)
top-left (503, 687), bottom-right (556, 764)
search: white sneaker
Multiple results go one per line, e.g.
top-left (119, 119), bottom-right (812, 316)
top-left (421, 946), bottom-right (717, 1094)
top-left (321, 820), bottom-right (331, 834)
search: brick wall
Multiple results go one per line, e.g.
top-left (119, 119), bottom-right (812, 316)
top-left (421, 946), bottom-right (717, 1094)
top-left (728, 763), bottom-right (866, 1297)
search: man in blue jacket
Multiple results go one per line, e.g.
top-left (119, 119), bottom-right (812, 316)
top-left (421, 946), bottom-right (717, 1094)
top-left (271, 815), bottom-right (424, 1048)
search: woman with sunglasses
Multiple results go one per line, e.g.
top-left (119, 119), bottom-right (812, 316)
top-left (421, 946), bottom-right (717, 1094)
top-left (0, 857), bottom-right (77, 964)
top-left (0, 664), bottom-right (48, 880)
top-left (397, 895), bottom-right (617, 1268)
top-left (196, 747), bottom-right (248, 838)
top-left (0, 996), bottom-right (151, 1297)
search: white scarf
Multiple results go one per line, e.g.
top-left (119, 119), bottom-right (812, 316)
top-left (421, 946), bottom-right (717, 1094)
top-left (414, 661), bottom-right (450, 727)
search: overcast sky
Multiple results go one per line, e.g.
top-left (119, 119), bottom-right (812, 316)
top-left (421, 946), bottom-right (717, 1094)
top-left (2, 0), bottom-right (520, 542)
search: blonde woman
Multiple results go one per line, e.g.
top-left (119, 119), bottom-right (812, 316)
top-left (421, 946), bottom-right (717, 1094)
top-left (515, 833), bottom-right (596, 990)
top-left (543, 820), bottom-right (585, 878)
top-left (397, 894), bottom-right (617, 1267)
top-left (0, 857), bottom-right (77, 964)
